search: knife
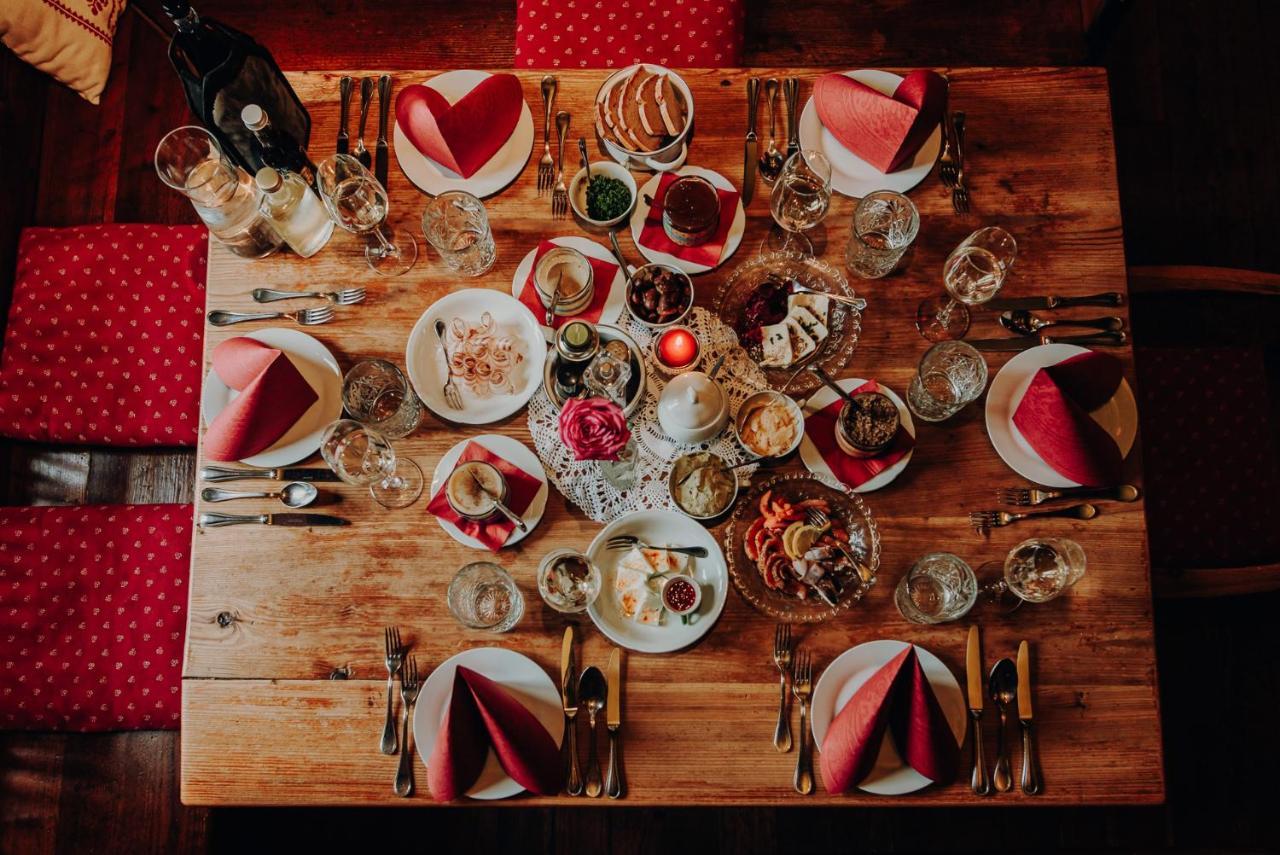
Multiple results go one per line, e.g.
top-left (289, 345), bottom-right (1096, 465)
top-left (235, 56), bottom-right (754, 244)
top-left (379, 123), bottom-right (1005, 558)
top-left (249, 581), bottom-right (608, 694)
top-left (199, 465), bottom-right (341, 483)
top-left (337, 76), bottom-right (352, 154)
top-left (604, 647), bottom-right (624, 799)
top-left (560, 627), bottom-right (583, 796)
top-left (966, 626), bottom-right (992, 796)
top-left (198, 512), bottom-right (349, 528)
top-left (742, 77), bottom-right (760, 205)
top-left (983, 292), bottom-right (1125, 311)
top-left (968, 331), bottom-right (1127, 352)
top-left (375, 74), bottom-right (391, 190)
top-left (782, 78), bottom-right (800, 161)
top-left (1017, 640), bottom-right (1042, 795)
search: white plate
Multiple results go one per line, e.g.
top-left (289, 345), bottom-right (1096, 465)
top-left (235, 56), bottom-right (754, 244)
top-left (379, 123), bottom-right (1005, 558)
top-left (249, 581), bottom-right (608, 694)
top-left (629, 166), bottom-right (747, 275)
top-left (509, 235), bottom-right (628, 342)
top-left (392, 70), bottom-right (534, 198)
top-left (798, 69), bottom-right (943, 198)
top-left (405, 289), bottom-right (547, 425)
top-left (428, 434), bottom-right (549, 550)
top-left (585, 510), bottom-right (728, 654)
top-left (798, 379), bottom-right (916, 493)
top-left (412, 647), bottom-right (562, 801)
top-left (985, 343), bottom-right (1138, 488)
top-left (200, 328), bottom-right (342, 468)
top-left (811, 640), bottom-right (966, 795)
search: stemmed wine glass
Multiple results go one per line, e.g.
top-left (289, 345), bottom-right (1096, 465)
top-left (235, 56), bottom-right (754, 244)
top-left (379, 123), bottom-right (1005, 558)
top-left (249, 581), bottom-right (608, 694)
top-left (316, 154), bottom-right (417, 275)
top-left (977, 537), bottom-right (1086, 610)
top-left (766, 150), bottom-right (832, 255)
top-left (915, 226), bottom-right (1017, 341)
top-left (320, 418), bottom-right (423, 509)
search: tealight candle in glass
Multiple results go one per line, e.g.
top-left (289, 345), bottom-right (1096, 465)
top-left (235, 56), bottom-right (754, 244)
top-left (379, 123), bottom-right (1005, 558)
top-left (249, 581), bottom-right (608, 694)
top-left (651, 325), bottom-right (701, 375)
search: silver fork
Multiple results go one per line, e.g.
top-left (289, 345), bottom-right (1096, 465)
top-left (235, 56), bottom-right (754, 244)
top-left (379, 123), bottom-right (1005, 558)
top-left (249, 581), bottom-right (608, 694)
top-left (207, 306), bottom-right (334, 326)
top-left (951, 111), bottom-right (970, 214)
top-left (938, 111), bottom-right (958, 189)
top-left (772, 623), bottom-right (792, 752)
top-left (604, 534), bottom-right (709, 558)
top-left (537, 75), bottom-right (557, 195)
top-left (792, 650), bottom-right (814, 795)
top-left (251, 287), bottom-right (366, 305)
top-left (996, 484), bottom-right (1141, 507)
top-left (552, 110), bottom-right (571, 219)
top-left (381, 626), bottom-right (404, 755)
top-left (433, 319), bottom-right (464, 411)
top-left (969, 502), bottom-right (1098, 534)
top-left (394, 655), bottom-right (421, 797)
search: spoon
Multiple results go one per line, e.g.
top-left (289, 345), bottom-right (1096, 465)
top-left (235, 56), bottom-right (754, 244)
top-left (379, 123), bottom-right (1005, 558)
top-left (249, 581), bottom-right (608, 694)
top-left (677, 456), bottom-right (758, 487)
top-left (706, 353), bottom-right (727, 381)
top-left (807, 365), bottom-right (857, 406)
top-left (546, 268), bottom-right (562, 327)
top-left (200, 482), bottom-right (319, 508)
top-left (577, 666), bottom-right (607, 798)
top-left (759, 78), bottom-right (784, 184)
top-left (989, 658), bottom-right (1018, 793)
top-left (469, 470), bottom-right (528, 533)
top-left (578, 137), bottom-right (592, 187)
top-left (1000, 309), bottom-right (1124, 336)
top-left (790, 283), bottom-right (867, 311)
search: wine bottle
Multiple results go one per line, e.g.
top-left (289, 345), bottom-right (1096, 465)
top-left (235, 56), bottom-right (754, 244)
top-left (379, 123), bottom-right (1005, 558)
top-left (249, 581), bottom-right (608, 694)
top-left (242, 104), bottom-right (317, 188)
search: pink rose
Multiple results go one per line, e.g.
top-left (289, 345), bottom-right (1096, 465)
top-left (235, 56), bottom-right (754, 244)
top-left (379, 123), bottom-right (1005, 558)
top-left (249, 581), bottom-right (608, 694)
top-left (558, 396), bottom-right (631, 461)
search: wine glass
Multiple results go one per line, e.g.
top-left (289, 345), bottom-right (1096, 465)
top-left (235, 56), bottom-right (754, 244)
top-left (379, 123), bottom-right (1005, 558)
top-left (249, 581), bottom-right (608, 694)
top-left (767, 150), bottom-right (832, 255)
top-left (316, 154), bottom-right (417, 275)
top-left (978, 538), bottom-right (1086, 608)
top-left (320, 418), bottom-right (423, 509)
top-left (915, 226), bottom-right (1017, 341)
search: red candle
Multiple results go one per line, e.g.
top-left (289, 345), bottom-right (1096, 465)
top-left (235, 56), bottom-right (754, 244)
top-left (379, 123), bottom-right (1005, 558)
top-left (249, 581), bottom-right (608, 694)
top-left (657, 327), bottom-right (699, 368)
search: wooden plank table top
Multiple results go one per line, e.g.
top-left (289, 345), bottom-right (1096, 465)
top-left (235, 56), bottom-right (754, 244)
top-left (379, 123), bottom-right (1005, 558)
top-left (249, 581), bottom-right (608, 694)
top-left (181, 67), bottom-right (1163, 807)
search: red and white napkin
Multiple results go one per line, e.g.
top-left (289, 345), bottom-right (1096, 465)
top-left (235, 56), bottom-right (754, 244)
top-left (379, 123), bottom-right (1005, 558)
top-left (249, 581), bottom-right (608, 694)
top-left (427, 665), bottom-right (561, 802)
top-left (395, 73), bottom-right (524, 178)
top-left (204, 337), bottom-right (317, 461)
top-left (803, 380), bottom-right (914, 490)
top-left (820, 645), bottom-right (959, 794)
top-left (638, 172), bottom-right (739, 268)
top-left (1012, 351), bottom-right (1124, 486)
top-left (426, 441), bottom-right (542, 551)
top-left (813, 70), bottom-right (947, 174)
top-left (515, 240), bottom-right (620, 329)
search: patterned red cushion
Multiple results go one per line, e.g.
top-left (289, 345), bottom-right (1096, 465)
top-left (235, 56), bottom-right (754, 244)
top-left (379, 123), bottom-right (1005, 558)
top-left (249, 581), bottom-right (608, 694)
top-left (0, 504), bottom-right (192, 732)
top-left (516, 0), bottom-right (745, 69)
top-left (0, 224), bottom-right (207, 446)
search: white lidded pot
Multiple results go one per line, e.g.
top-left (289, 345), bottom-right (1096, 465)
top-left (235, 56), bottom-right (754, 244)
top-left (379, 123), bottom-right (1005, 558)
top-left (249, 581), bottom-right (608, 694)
top-left (657, 371), bottom-right (729, 444)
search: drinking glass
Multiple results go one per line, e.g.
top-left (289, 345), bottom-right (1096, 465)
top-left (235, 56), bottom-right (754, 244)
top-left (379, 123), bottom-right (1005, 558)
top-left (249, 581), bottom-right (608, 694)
top-left (316, 154), bottom-right (417, 275)
top-left (448, 562), bottom-right (525, 632)
top-left (421, 190), bottom-right (497, 276)
top-left (341, 359), bottom-right (424, 440)
top-left (320, 418), bottom-right (423, 509)
top-left (916, 226), bottom-right (1017, 340)
top-left (906, 340), bottom-right (989, 422)
top-left (537, 548), bottom-right (603, 614)
top-left (845, 190), bottom-right (919, 279)
top-left (768, 150), bottom-right (832, 255)
top-left (1002, 538), bottom-right (1086, 603)
top-left (895, 552), bottom-right (978, 624)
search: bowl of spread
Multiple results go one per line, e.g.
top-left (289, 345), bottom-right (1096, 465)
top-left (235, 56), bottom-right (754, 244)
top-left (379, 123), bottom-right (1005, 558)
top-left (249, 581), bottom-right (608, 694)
top-left (661, 174), bottom-right (721, 247)
top-left (735, 390), bottom-right (804, 459)
top-left (835, 391), bottom-right (900, 458)
top-left (534, 246), bottom-right (595, 317)
top-left (668, 450), bottom-right (739, 520)
top-left (445, 460), bottom-right (508, 520)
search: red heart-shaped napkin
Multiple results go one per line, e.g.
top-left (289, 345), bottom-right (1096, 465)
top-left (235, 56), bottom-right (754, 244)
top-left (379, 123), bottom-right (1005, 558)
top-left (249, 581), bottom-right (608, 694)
top-left (820, 645), bottom-right (959, 793)
top-left (516, 241), bottom-right (620, 330)
top-left (804, 380), bottom-right (915, 489)
top-left (1012, 351), bottom-right (1124, 486)
top-left (814, 70), bottom-right (947, 174)
top-left (427, 669), bottom-right (491, 802)
top-left (426, 441), bottom-right (543, 551)
top-left (204, 337), bottom-right (317, 461)
top-left (638, 171), bottom-right (740, 268)
top-left (395, 73), bottom-right (524, 179)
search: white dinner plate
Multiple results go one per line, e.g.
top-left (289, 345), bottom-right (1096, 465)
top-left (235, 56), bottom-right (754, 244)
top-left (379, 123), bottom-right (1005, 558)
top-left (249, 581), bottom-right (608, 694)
top-left (811, 640), bottom-right (967, 796)
top-left (392, 70), bottom-right (534, 198)
top-left (509, 235), bottom-right (628, 342)
top-left (428, 434), bottom-right (549, 550)
top-left (412, 647), bottom-right (562, 801)
top-left (585, 510), bottom-right (728, 654)
top-left (628, 166), bottom-right (746, 275)
top-left (985, 343), bottom-right (1138, 488)
top-left (405, 289), bottom-right (547, 425)
top-left (798, 378), bottom-right (916, 493)
top-left (200, 328), bottom-right (342, 468)
top-left (798, 69), bottom-right (943, 198)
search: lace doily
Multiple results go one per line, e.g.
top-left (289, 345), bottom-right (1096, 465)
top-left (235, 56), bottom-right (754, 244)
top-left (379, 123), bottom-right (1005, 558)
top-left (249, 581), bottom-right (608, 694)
top-left (528, 308), bottom-right (774, 523)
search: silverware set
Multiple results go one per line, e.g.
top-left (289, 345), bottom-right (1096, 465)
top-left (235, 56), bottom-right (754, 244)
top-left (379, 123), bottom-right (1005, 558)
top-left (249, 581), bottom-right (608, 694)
top-left (552, 110), bottom-right (571, 219)
top-left (967, 627), bottom-right (1040, 796)
top-left (379, 627), bottom-right (421, 797)
top-left (251, 287), bottom-right (366, 305)
top-left (338, 74), bottom-right (391, 188)
top-left (537, 75), bottom-right (557, 194)
top-left (969, 502), bottom-right (1098, 535)
top-left (197, 466), bottom-right (348, 527)
top-left (770, 625), bottom-right (816, 794)
top-left (208, 306), bottom-right (334, 327)
top-left (561, 627), bottom-right (625, 799)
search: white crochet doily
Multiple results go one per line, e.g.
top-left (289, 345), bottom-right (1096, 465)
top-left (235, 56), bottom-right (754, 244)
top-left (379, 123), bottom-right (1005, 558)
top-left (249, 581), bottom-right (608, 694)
top-left (528, 308), bottom-right (772, 523)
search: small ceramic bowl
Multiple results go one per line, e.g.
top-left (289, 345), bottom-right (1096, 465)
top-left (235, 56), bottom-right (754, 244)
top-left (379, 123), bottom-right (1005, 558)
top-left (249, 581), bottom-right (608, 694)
top-left (735, 390), bottom-right (805, 460)
top-left (569, 162), bottom-right (638, 229)
top-left (660, 574), bottom-right (703, 615)
top-left (624, 263), bottom-right (694, 330)
top-left (668, 450), bottom-right (739, 521)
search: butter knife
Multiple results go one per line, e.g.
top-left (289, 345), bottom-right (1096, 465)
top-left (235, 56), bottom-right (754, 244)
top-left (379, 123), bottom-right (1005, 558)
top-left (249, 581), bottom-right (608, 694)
top-left (968, 331), bottom-right (1127, 352)
top-left (605, 648), bottom-right (624, 799)
top-left (337, 76), bottom-right (352, 155)
top-left (199, 465), bottom-right (341, 483)
top-left (743, 77), bottom-right (760, 205)
top-left (782, 78), bottom-right (800, 161)
top-left (984, 292), bottom-right (1125, 311)
top-left (198, 512), bottom-right (349, 528)
top-left (1017, 640), bottom-right (1042, 795)
top-left (560, 627), bottom-right (583, 796)
top-left (966, 626), bottom-right (991, 795)
top-left (375, 74), bottom-right (391, 190)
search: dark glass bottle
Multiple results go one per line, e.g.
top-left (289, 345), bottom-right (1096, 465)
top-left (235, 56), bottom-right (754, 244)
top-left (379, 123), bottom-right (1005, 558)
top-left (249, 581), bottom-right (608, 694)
top-left (241, 104), bottom-right (316, 188)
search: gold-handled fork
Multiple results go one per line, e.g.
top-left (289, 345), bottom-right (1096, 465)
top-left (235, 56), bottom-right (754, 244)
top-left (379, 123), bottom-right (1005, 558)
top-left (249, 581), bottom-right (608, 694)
top-left (996, 484), bottom-right (1141, 507)
top-left (381, 626), bottom-right (404, 755)
top-left (772, 624), bottom-right (792, 752)
top-left (951, 111), bottom-right (971, 214)
top-left (792, 650), bottom-right (814, 795)
top-left (552, 110), bottom-right (571, 219)
top-left (970, 502), bottom-right (1098, 535)
top-left (394, 655), bottom-right (421, 797)
top-left (938, 113), bottom-right (959, 189)
top-left (537, 75), bottom-right (557, 194)
top-left (207, 306), bottom-right (335, 327)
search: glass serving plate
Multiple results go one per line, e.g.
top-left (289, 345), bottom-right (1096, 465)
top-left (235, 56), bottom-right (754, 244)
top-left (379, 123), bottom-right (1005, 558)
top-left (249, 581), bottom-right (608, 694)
top-left (724, 471), bottom-right (880, 623)
top-left (713, 251), bottom-right (862, 398)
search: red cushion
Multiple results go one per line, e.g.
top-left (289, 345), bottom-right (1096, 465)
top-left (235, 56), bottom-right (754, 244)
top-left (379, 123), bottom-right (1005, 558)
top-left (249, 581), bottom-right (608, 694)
top-left (515, 0), bottom-right (745, 69)
top-left (0, 224), bottom-right (207, 447)
top-left (0, 504), bottom-right (192, 732)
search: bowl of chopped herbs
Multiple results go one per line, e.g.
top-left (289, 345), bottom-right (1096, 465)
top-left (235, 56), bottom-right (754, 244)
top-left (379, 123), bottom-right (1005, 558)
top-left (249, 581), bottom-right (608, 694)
top-left (570, 160), bottom-right (637, 228)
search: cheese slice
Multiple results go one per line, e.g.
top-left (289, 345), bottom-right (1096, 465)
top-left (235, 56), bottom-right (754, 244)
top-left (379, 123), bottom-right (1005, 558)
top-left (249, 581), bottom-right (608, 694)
top-left (759, 322), bottom-right (793, 367)
top-left (785, 316), bottom-right (817, 362)
top-left (788, 304), bottom-right (829, 345)
top-left (640, 547), bottom-right (689, 576)
top-left (789, 293), bottom-right (830, 320)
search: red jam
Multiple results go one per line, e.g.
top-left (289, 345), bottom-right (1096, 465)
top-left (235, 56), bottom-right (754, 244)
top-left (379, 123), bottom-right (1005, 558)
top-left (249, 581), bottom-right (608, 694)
top-left (663, 577), bottom-right (698, 613)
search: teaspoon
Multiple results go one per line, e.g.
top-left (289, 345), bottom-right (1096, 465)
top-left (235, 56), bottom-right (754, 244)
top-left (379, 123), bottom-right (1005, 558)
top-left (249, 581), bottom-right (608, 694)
top-left (201, 482), bottom-right (319, 508)
top-left (999, 309), bottom-right (1124, 336)
top-left (578, 666), bottom-right (607, 798)
top-left (807, 365), bottom-right (858, 406)
top-left (990, 658), bottom-right (1018, 793)
top-left (759, 79), bottom-right (784, 184)
top-left (469, 471), bottom-right (527, 533)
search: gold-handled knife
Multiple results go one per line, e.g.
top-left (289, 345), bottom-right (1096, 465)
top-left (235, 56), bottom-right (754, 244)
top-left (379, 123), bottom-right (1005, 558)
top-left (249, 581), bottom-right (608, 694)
top-left (560, 627), bottom-right (582, 796)
top-left (1017, 640), bottom-right (1042, 795)
top-left (966, 626), bottom-right (992, 796)
top-left (743, 77), bottom-right (760, 205)
top-left (604, 647), bottom-right (624, 799)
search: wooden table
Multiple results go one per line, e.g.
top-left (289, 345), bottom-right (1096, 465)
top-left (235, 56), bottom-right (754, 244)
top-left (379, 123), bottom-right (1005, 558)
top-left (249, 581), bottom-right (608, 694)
top-left (181, 67), bottom-right (1163, 806)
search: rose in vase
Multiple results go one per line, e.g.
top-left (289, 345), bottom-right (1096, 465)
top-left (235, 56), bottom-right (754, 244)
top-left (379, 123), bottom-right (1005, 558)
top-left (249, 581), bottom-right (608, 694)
top-left (558, 396), bottom-right (631, 461)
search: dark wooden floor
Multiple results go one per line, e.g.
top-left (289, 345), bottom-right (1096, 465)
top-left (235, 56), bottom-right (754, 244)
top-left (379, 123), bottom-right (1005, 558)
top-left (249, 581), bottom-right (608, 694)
top-left (2, 1), bottom-right (1278, 852)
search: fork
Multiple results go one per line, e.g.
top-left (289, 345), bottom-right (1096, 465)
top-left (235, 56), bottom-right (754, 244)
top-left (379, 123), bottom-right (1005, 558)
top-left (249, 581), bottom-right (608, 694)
top-left (251, 287), bottom-right (366, 305)
top-left (394, 655), bottom-right (421, 797)
top-left (951, 111), bottom-right (970, 214)
top-left (969, 502), bottom-right (1098, 534)
top-left (552, 110), bottom-right (571, 219)
top-left (381, 626), bottom-right (404, 755)
top-left (207, 306), bottom-right (334, 326)
top-left (772, 623), bottom-right (793, 752)
top-left (792, 650), bottom-right (814, 794)
top-left (937, 111), bottom-right (959, 189)
top-left (605, 534), bottom-right (708, 558)
top-left (433, 319), bottom-right (464, 411)
top-left (996, 484), bottom-right (1141, 507)
top-left (536, 75), bottom-right (557, 194)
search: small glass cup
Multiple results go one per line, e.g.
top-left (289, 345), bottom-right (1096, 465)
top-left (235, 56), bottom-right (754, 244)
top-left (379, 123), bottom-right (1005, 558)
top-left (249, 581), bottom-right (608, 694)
top-left (422, 190), bottom-right (496, 276)
top-left (319, 418), bottom-right (423, 509)
top-left (448, 562), bottom-right (524, 632)
top-left (768, 150), bottom-right (832, 255)
top-left (895, 552), bottom-right (978, 624)
top-left (845, 190), bottom-right (919, 279)
top-left (916, 226), bottom-right (1017, 340)
top-left (537, 548), bottom-right (603, 614)
top-left (1002, 537), bottom-right (1086, 603)
top-left (316, 154), bottom-right (417, 275)
top-left (906, 340), bottom-right (988, 422)
top-left (341, 359), bottom-right (423, 440)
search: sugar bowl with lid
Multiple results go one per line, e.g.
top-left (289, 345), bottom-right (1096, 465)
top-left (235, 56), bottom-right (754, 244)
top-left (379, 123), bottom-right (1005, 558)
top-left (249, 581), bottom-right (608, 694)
top-left (657, 370), bottom-right (729, 444)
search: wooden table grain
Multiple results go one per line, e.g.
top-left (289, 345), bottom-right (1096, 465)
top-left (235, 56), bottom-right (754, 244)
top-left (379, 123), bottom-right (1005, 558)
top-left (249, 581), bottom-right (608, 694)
top-left (181, 67), bottom-right (1163, 806)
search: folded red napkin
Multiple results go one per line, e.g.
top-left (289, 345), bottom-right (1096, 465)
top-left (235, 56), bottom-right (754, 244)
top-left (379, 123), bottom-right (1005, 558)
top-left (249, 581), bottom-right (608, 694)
top-left (820, 645), bottom-right (959, 793)
top-left (516, 241), bottom-right (620, 329)
top-left (426, 441), bottom-right (542, 551)
top-left (427, 665), bottom-right (561, 802)
top-left (1012, 351), bottom-right (1124, 486)
top-left (204, 337), bottom-right (317, 461)
top-left (638, 172), bottom-right (740, 268)
top-left (804, 380), bottom-right (914, 489)
top-left (814, 70), bottom-right (947, 174)
top-left (395, 73), bottom-right (524, 178)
